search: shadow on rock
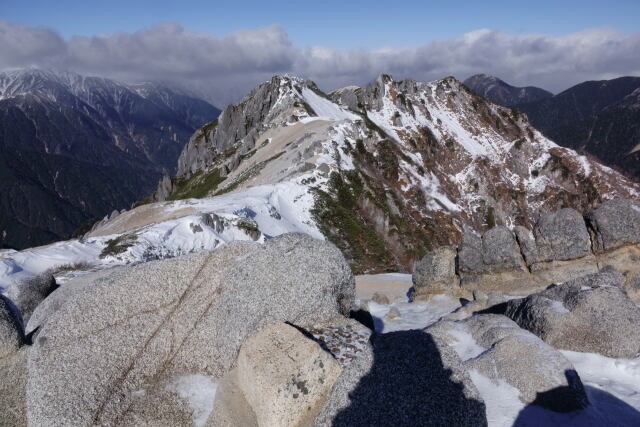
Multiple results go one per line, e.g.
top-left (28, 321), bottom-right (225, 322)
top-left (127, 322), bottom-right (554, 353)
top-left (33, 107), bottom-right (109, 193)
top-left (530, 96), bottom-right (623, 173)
top-left (332, 330), bottom-right (487, 426)
top-left (513, 386), bottom-right (640, 426)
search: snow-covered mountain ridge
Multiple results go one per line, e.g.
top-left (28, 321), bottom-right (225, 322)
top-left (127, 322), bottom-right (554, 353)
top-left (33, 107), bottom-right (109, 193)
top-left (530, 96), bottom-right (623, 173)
top-left (1, 73), bottom-right (639, 287)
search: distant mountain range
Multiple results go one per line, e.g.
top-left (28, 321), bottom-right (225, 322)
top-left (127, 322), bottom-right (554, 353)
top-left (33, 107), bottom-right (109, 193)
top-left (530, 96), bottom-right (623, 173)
top-left (464, 74), bottom-right (640, 181)
top-left (0, 69), bottom-right (220, 249)
top-left (463, 74), bottom-right (552, 107)
top-left (516, 77), bottom-right (640, 180)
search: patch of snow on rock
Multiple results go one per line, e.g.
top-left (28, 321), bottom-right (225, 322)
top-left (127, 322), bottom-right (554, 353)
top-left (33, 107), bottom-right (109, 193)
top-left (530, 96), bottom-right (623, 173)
top-left (166, 374), bottom-right (218, 427)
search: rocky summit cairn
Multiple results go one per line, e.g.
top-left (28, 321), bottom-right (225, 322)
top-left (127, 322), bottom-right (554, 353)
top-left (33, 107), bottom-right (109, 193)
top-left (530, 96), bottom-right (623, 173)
top-left (412, 198), bottom-right (640, 301)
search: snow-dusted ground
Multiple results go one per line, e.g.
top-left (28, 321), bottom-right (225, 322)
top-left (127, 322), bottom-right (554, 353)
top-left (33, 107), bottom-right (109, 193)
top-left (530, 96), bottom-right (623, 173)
top-left (356, 273), bottom-right (640, 426)
top-left (0, 181), bottom-right (320, 290)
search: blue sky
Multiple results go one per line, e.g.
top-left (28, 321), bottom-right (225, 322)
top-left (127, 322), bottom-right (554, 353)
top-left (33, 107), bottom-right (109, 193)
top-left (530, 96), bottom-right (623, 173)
top-left (2, 0), bottom-right (639, 48)
top-left (1, 0), bottom-right (639, 104)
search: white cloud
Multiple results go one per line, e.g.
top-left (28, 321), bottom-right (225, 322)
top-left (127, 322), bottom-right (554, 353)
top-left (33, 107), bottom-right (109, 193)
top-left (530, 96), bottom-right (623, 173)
top-left (1, 20), bottom-right (639, 106)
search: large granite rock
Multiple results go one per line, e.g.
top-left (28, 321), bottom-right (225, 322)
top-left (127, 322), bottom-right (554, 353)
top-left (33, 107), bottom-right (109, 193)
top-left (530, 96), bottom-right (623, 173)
top-left (0, 294), bottom-right (24, 359)
top-left (26, 233), bottom-right (355, 426)
top-left (8, 272), bottom-right (59, 325)
top-left (0, 349), bottom-right (27, 427)
top-left (504, 268), bottom-right (640, 358)
top-left (412, 246), bottom-right (458, 298)
top-left (428, 315), bottom-right (588, 412)
top-left (528, 208), bottom-right (592, 263)
top-left (235, 322), bottom-right (342, 427)
top-left (587, 198), bottom-right (640, 253)
top-left (459, 227), bottom-right (525, 275)
top-left (0, 295), bottom-right (26, 426)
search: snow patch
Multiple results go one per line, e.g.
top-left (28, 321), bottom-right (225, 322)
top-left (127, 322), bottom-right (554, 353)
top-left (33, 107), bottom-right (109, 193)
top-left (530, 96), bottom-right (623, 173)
top-left (561, 350), bottom-right (640, 410)
top-left (446, 325), bottom-right (487, 361)
top-left (166, 374), bottom-right (218, 427)
top-left (469, 369), bottom-right (524, 427)
top-left (301, 88), bottom-right (359, 121)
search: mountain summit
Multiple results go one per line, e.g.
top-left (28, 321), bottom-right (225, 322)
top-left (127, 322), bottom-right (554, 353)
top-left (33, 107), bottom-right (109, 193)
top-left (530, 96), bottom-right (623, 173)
top-left (142, 73), bottom-right (638, 273)
top-left (463, 74), bottom-right (552, 106)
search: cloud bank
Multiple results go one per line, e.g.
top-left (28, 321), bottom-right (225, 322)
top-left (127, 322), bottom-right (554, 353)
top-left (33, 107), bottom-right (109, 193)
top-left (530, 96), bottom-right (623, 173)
top-left (1, 20), bottom-right (639, 106)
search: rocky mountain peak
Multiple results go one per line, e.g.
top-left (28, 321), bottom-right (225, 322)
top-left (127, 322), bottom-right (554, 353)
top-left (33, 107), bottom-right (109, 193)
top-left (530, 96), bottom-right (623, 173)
top-left (158, 72), bottom-right (639, 272)
top-left (463, 74), bottom-right (553, 106)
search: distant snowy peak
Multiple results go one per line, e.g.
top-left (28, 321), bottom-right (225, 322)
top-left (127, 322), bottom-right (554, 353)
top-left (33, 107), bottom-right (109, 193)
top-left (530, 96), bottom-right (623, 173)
top-left (463, 74), bottom-right (552, 107)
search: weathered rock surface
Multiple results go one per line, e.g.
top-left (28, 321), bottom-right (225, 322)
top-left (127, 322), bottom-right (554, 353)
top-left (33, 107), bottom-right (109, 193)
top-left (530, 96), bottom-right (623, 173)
top-left (528, 208), bottom-right (592, 263)
top-left (8, 272), bottom-right (59, 325)
top-left (412, 246), bottom-right (458, 298)
top-left (459, 227), bottom-right (525, 275)
top-left (428, 315), bottom-right (589, 412)
top-left (320, 330), bottom-right (487, 426)
top-left (235, 322), bottom-right (342, 427)
top-left (504, 268), bottom-right (640, 358)
top-left (26, 233), bottom-right (355, 426)
top-left (0, 294), bottom-right (24, 359)
top-left (587, 198), bottom-right (640, 253)
top-left (415, 199), bottom-right (640, 297)
top-left (25, 270), bottom-right (104, 335)
top-left (0, 348), bottom-right (28, 427)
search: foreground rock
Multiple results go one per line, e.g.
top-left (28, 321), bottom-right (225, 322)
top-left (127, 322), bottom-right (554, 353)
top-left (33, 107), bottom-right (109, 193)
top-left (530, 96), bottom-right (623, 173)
top-left (428, 315), bottom-right (589, 412)
top-left (0, 295), bottom-right (26, 426)
top-left (504, 268), bottom-right (640, 358)
top-left (214, 322), bottom-right (342, 426)
top-left (26, 233), bottom-right (355, 426)
top-left (0, 349), bottom-right (27, 426)
top-left (0, 294), bottom-right (24, 359)
top-left (8, 272), bottom-right (58, 325)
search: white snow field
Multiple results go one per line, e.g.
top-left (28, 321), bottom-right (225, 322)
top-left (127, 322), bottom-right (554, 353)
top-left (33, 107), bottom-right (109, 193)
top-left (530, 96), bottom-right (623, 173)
top-left (356, 273), bottom-right (640, 426)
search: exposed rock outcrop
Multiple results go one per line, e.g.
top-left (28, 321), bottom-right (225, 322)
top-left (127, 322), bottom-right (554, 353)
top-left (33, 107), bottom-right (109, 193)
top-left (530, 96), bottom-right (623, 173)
top-left (412, 199), bottom-right (640, 299)
top-left (0, 294), bottom-right (24, 359)
top-left (427, 314), bottom-right (589, 412)
top-left (26, 233), bottom-right (354, 426)
top-left (503, 268), bottom-right (640, 358)
top-left (8, 272), bottom-right (58, 325)
top-left (215, 322), bottom-right (342, 427)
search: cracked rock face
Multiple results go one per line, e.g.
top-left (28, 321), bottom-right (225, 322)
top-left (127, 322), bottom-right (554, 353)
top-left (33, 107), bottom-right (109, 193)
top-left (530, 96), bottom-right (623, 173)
top-left (527, 208), bottom-right (592, 264)
top-left (26, 233), bottom-right (355, 426)
top-left (459, 227), bottom-right (526, 275)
